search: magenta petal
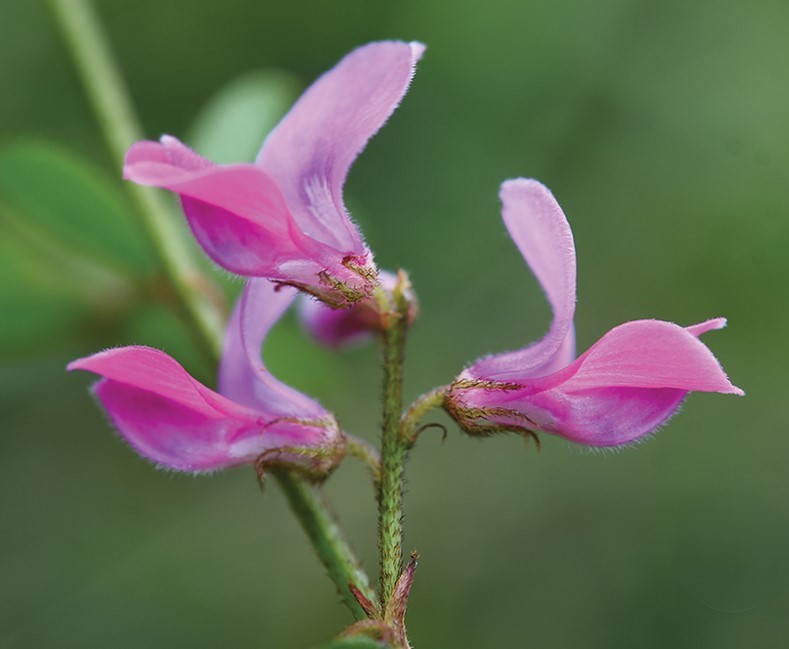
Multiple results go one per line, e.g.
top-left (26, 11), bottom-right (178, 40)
top-left (219, 279), bottom-right (329, 418)
top-left (124, 137), bottom-right (332, 277)
top-left (257, 41), bottom-right (425, 251)
top-left (472, 180), bottom-right (577, 379)
top-left (68, 347), bottom-right (270, 472)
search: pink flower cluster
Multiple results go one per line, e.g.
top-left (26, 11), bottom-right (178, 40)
top-left (70, 41), bottom-right (741, 472)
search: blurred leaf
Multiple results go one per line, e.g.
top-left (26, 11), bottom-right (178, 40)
top-left (0, 140), bottom-right (158, 357)
top-left (187, 69), bottom-right (300, 164)
top-left (0, 201), bottom-right (145, 357)
top-left (0, 232), bottom-right (85, 356)
top-left (0, 139), bottom-right (155, 274)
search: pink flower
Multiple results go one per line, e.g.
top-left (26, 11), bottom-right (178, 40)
top-left (124, 41), bottom-right (425, 308)
top-left (68, 280), bottom-right (342, 473)
top-left (446, 179), bottom-right (743, 446)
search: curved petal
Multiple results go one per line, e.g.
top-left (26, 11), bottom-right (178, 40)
top-left (124, 137), bottom-right (333, 277)
top-left (219, 279), bottom-right (329, 418)
top-left (68, 346), bottom-right (273, 472)
top-left (470, 179), bottom-right (577, 380)
top-left (535, 319), bottom-right (743, 395)
top-left (257, 41), bottom-right (425, 251)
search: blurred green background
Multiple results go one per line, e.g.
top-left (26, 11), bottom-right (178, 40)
top-left (1, 0), bottom-right (788, 647)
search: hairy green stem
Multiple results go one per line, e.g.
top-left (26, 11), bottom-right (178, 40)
top-left (274, 471), bottom-right (376, 621)
top-left (377, 293), bottom-right (409, 608)
top-left (50, 0), bottom-right (374, 621)
top-left (48, 0), bottom-right (225, 363)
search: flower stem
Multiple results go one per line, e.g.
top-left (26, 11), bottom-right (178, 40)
top-left (50, 0), bottom-right (375, 621)
top-left (400, 386), bottom-right (449, 445)
top-left (377, 285), bottom-right (410, 609)
top-left (273, 470), bottom-right (376, 621)
top-left (47, 0), bottom-right (225, 363)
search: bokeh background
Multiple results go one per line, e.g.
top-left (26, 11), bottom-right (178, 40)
top-left (2, 1), bottom-right (788, 647)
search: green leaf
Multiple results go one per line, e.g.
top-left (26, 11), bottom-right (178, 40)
top-left (0, 227), bottom-right (138, 357)
top-left (0, 138), bottom-right (155, 274)
top-left (0, 139), bottom-right (156, 357)
top-left (0, 232), bottom-right (84, 356)
top-left (187, 69), bottom-right (300, 163)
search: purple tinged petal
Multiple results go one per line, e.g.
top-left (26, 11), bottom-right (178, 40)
top-left (70, 343), bottom-right (338, 472)
top-left (256, 41), bottom-right (425, 252)
top-left (473, 383), bottom-right (690, 446)
top-left (124, 137), bottom-right (335, 277)
top-left (471, 180), bottom-right (577, 379)
top-left (68, 347), bottom-right (270, 472)
top-left (219, 278), bottom-right (329, 418)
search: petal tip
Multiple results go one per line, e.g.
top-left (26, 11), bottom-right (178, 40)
top-left (409, 41), bottom-right (427, 60)
top-left (123, 140), bottom-right (164, 177)
top-left (66, 358), bottom-right (83, 372)
top-left (499, 177), bottom-right (552, 200)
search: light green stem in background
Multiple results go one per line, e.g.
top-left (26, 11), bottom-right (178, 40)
top-left (274, 471), bottom-right (376, 621)
top-left (47, 0), bottom-right (225, 363)
top-left (376, 290), bottom-right (410, 609)
top-left (49, 0), bottom-right (375, 622)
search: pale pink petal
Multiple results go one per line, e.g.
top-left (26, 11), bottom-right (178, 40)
top-left (219, 279), bottom-right (328, 418)
top-left (257, 41), bottom-right (425, 251)
top-left (471, 179), bottom-right (577, 379)
top-left (68, 346), bottom-right (272, 472)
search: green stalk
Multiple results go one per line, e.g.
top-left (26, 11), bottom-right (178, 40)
top-left (49, 0), bottom-right (374, 621)
top-left (274, 471), bottom-right (376, 621)
top-left (377, 295), bottom-right (409, 608)
top-left (47, 0), bottom-right (225, 363)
